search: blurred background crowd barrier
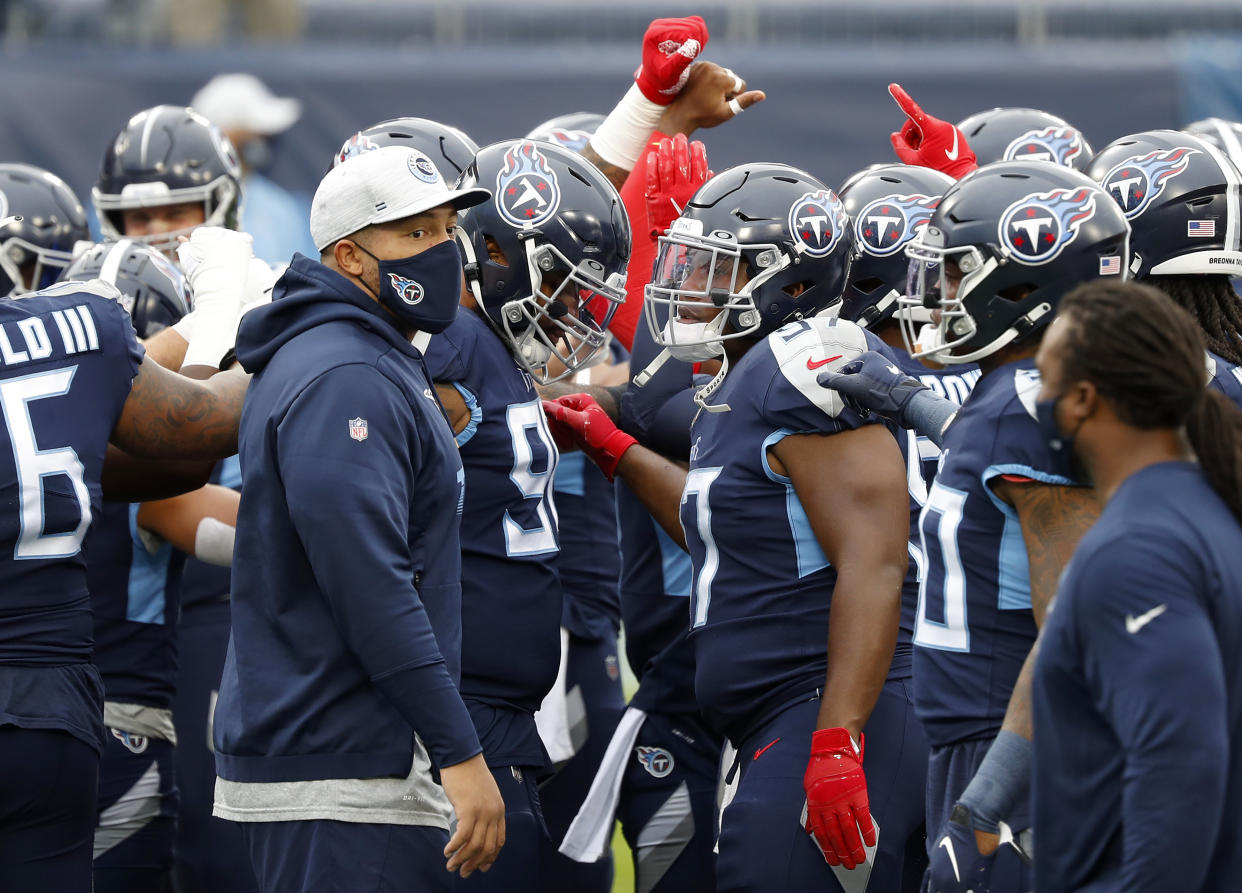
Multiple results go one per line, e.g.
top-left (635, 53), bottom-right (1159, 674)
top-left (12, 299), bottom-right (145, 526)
top-left (1, 0), bottom-right (1241, 245)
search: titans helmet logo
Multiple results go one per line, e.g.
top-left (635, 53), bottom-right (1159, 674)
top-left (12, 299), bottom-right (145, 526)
top-left (387, 272), bottom-right (425, 305)
top-left (540, 129), bottom-right (593, 153)
top-left (1101, 147), bottom-right (1197, 219)
top-left (1003, 126), bottom-right (1087, 168)
top-left (337, 132), bottom-right (380, 165)
top-left (856, 193), bottom-right (940, 257)
top-left (496, 142), bottom-right (561, 228)
top-left (788, 189), bottom-right (848, 257)
top-left (999, 187), bottom-right (1097, 265)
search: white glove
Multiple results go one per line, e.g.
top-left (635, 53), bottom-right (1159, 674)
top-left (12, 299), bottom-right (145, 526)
top-left (242, 257), bottom-right (280, 318)
top-left (176, 227), bottom-right (253, 370)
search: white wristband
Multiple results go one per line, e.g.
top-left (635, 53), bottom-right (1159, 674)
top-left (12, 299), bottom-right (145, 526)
top-left (589, 83), bottom-right (666, 171)
top-left (194, 516), bottom-right (236, 567)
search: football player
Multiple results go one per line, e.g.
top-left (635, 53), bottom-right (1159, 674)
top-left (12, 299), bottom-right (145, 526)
top-left (424, 137), bottom-right (630, 893)
top-left (92, 104), bottom-right (275, 892)
top-left (0, 163), bottom-right (89, 296)
top-left (549, 162), bottom-right (924, 892)
top-left (559, 133), bottom-right (723, 893)
top-left (821, 163), bottom-right (1131, 892)
top-left (62, 241), bottom-right (241, 893)
top-left (1086, 129), bottom-right (1242, 407)
top-left (1031, 280), bottom-right (1242, 892)
top-left (0, 275), bottom-right (248, 889)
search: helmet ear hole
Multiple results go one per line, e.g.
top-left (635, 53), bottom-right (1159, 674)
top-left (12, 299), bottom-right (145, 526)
top-left (484, 235), bottom-right (509, 267)
top-left (997, 283), bottom-right (1036, 303)
top-left (783, 281), bottom-right (811, 298)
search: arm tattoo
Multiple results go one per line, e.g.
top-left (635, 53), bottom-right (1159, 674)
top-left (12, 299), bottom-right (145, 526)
top-left (113, 360), bottom-right (249, 460)
top-left (581, 144), bottom-right (631, 192)
top-left (1004, 482), bottom-right (1100, 624)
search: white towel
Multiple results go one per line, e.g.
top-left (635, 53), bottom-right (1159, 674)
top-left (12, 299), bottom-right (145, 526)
top-left (534, 627), bottom-right (575, 763)
top-left (558, 705), bottom-right (649, 862)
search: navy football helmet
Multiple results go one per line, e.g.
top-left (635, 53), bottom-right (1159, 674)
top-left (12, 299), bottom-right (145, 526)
top-left (1185, 117), bottom-right (1242, 170)
top-left (61, 240), bottom-right (190, 338)
top-left (335, 117), bottom-right (478, 181)
top-left (836, 164), bottom-right (954, 329)
top-left (901, 162), bottom-right (1130, 365)
top-left (526, 112), bottom-right (605, 154)
top-left (645, 162), bottom-right (854, 362)
top-left (94, 105), bottom-right (243, 253)
top-left (0, 164), bottom-right (89, 296)
top-left (456, 139), bottom-right (630, 383)
top-left (957, 107), bottom-right (1093, 171)
top-left (1087, 129), bottom-right (1242, 277)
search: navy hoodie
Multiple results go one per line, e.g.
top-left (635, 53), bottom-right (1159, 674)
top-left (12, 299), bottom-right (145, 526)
top-left (213, 254), bottom-right (479, 783)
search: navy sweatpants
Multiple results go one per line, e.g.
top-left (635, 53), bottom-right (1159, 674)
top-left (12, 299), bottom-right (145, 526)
top-left (244, 818), bottom-right (451, 893)
top-left (94, 730), bottom-right (177, 893)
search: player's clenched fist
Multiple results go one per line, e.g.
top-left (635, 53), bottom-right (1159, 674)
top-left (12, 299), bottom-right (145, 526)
top-left (802, 728), bottom-right (875, 870)
top-left (635, 16), bottom-right (709, 104)
top-left (542, 395), bottom-right (637, 481)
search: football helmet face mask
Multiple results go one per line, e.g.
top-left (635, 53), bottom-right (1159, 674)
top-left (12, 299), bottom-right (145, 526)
top-left (93, 105), bottom-right (243, 254)
top-left (645, 162), bottom-right (854, 362)
top-left (0, 164), bottom-right (89, 297)
top-left (60, 239), bottom-right (191, 339)
top-left (957, 107), bottom-right (1094, 172)
top-left (1087, 129), bottom-right (1242, 277)
top-left (900, 162), bottom-right (1131, 365)
top-left (526, 112), bottom-right (606, 154)
top-left (836, 163), bottom-right (954, 330)
top-left (456, 139), bottom-right (630, 384)
top-left (334, 117), bottom-right (479, 181)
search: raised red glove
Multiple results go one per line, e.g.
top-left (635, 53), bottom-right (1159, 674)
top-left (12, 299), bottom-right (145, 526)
top-left (803, 728), bottom-right (875, 870)
top-left (635, 16), bottom-right (709, 105)
top-left (888, 83), bottom-right (977, 179)
top-left (542, 394), bottom-right (637, 481)
top-left (645, 132), bottom-right (712, 238)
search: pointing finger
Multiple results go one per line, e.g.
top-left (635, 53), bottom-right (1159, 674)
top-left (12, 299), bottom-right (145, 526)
top-left (887, 83), bottom-right (926, 124)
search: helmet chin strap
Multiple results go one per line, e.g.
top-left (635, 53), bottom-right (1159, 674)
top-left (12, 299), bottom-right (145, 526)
top-left (692, 349), bottom-right (732, 417)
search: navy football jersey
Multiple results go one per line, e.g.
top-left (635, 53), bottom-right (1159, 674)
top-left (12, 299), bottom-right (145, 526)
top-left (424, 310), bottom-right (561, 723)
top-left (683, 317), bottom-right (908, 743)
top-left (85, 502), bottom-right (186, 709)
top-left (1207, 350), bottom-right (1242, 410)
top-left (912, 358), bottom-right (1079, 748)
top-left (179, 456), bottom-right (241, 611)
top-left (553, 452), bottom-right (621, 640)
top-left (0, 283), bottom-right (144, 748)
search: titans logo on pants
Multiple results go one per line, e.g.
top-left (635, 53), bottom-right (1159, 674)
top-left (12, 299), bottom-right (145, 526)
top-left (998, 187), bottom-right (1097, 265)
top-left (1101, 147), bottom-right (1197, 219)
top-left (496, 141), bottom-right (561, 228)
top-left (787, 189), bottom-right (848, 257)
top-left (1004, 126), bottom-right (1087, 168)
top-left (856, 193), bottom-right (940, 257)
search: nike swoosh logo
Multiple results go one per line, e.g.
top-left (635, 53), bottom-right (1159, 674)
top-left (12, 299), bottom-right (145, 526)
top-left (1126, 603), bottom-right (1168, 634)
top-left (945, 129), bottom-right (960, 161)
top-left (938, 835), bottom-right (960, 882)
top-left (806, 354), bottom-right (843, 371)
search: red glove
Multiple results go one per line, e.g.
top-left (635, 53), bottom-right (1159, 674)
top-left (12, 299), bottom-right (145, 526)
top-left (635, 16), bottom-right (709, 105)
top-left (888, 83), bottom-right (977, 179)
top-left (541, 395), bottom-right (637, 481)
top-left (803, 728), bottom-right (875, 870)
top-left (645, 133), bottom-right (712, 238)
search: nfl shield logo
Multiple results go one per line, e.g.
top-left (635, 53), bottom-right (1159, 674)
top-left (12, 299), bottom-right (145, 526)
top-left (349, 417), bottom-right (368, 442)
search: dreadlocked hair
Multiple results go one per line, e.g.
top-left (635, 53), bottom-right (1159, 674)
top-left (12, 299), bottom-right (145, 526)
top-left (1143, 274), bottom-right (1242, 366)
top-left (1059, 279), bottom-right (1242, 523)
